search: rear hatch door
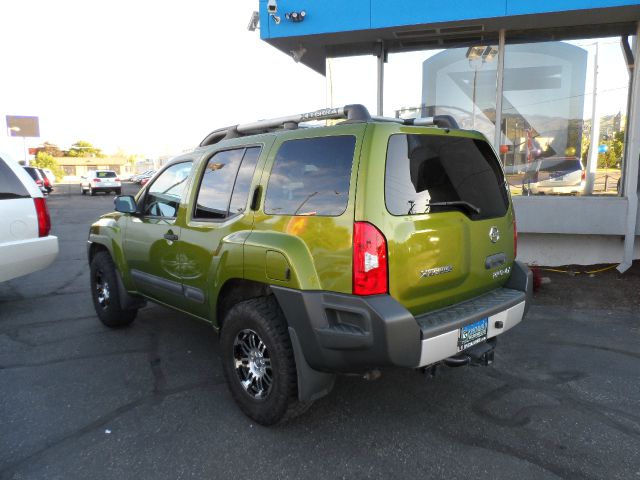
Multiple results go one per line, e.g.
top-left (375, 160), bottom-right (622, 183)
top-left (368, 128), bottom-right (515, 316)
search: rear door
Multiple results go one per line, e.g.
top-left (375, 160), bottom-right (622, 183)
top-left (177, 144), bottom-right (265, 319)
top-left (360, 126), bottom-right (515, 316)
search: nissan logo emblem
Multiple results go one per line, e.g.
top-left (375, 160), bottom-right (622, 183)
top-left (489, 226), bottom-right (500, 243)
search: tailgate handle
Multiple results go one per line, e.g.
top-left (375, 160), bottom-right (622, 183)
top-left (485, 253), bottom-right (506, 270)
top-left (164, 232), bottom-right (179, 242)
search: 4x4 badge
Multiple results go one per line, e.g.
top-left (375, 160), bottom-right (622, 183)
top-left (489, 226), bottom-right (500, 243)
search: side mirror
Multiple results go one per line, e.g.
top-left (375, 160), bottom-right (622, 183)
top-left (114, 195), bottom-right (137, 214)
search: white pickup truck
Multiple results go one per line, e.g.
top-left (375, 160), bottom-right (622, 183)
top-left (0, 154), bottom-right (59, 282)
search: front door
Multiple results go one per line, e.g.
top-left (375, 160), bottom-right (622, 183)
top-left (177, 145), bottom-right (265, 319)
top-left (123, 161), bottom-right (194, 306)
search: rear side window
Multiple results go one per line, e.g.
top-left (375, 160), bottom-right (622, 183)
top-left (96, 171), bottom-right (117, 178)
top-left (538, 158), bottom-right (582, 173)
top-left (385, 134), bottom-right (508, 219)
top-left (264, 136), bottom-right (356, 216)
top-left (194, 147), bottom-right (260, 220)
top-left (0, 159), bottom-right (29, 199)
top-left (23, 167), bottom-right (40, 181)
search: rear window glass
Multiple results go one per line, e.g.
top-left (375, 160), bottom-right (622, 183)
top-left (96, 171), bottom-right (117, 178)
top-left (538, 158), bottom-right (582, 173)
top-left (385, 134), bottom-right (508, 219)
top-left (0, 159), bottom-right (29, 199)
top-left (264, 136), bottom-right (356, 216)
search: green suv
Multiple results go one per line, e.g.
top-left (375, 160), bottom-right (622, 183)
top-left (87, 104), bottom-right (531, 425)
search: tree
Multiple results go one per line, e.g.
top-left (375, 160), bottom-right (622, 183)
top-left (32, 152), bottom-right (65, 180)
top-left (598, 130), bottom-right (624, 169)
top-left (33, 142), bottom-right (64, 158)
top-left (67, 140), bottom-right (104, 158)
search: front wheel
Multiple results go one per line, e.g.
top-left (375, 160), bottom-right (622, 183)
top-left (90, 251), bottom-right (137, 327)
top-left (220, 297), bottom-right (310, 425)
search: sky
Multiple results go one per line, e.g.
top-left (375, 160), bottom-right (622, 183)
top-left (0, 1), bottom-right (326, 160)
top-left (1, 2), bottom-right (632, 162)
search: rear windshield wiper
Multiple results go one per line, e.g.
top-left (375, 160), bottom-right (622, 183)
top-left (424, 201), bottom-right (481, 215)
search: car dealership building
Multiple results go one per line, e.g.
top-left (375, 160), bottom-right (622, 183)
top-left (257, 0), bottom-right (640, 271)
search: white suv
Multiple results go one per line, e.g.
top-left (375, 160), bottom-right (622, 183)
top-left (80, 170), bottom-right (122, 196)
top-left (0, 154), bottom-right (59, 282)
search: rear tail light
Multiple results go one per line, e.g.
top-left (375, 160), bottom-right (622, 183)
top-left (36, 179), bottom-right (43, 186)
top-left (581, 169), bottom-right (586, 181)
top-left (115, 177), bottom-right (120, 182)
top-left (33, 198), bottom-right (51, 237)
top-left (353, 222), bottom-right (388, 295)
top-left (43, 177), bottom-right (51, 188)
top-left (93, 178), bottom-right (101, 182)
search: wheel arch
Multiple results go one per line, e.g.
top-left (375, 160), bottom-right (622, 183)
top-left (215, 278), bottom-right (272, 330)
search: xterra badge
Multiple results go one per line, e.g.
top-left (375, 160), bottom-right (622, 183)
top-left (420, 265), bottom-right (453, 278)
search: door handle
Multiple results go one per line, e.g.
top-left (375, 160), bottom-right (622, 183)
top-left (164, 232), bottom-right (179, 242)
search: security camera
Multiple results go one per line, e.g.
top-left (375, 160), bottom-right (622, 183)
top-left (267, 0), bottom-right (277, 14)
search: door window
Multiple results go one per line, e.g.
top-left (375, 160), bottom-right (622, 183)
top-left (194, 147), bottom-right (261, 220)
top-left (142, 162), bottom-right (193, 218)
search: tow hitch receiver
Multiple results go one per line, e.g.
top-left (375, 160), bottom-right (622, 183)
top-left (443, 338), bottom-right (496, 368)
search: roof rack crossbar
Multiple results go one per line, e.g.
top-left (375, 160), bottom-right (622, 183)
top-left (200, 104), bottom-right (371, 147)
top-left (198, 105), bottom-right (460, 147)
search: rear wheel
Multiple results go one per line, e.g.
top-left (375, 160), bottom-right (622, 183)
top-left (220, 296), bottom-right (310, 425)
top-left (81, 185), bottom-right (86, 195)
top-left (90, 251), bottom-right (137, 327)
top-left (89, 186), bottom-right (95, 196)
top-left (115, 188), bottom-right (122, 195)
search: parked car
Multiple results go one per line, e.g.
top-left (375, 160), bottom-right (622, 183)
top-left (87, 104), bottom-right (531, 425)
top-left (23, 166), bottom-right (48, 195)
top-left (80, 170), bottom-right (122, 196)
top-left (37, 168), bottom-right (54, 194)
top-left (525, 157), bottom-right (585, 195)
top-left (134, 170), bottom-right (155, 184)
top-left (1, 154), bottom-right (59, 282)
top-left (42, 168), bottom-right (57, 184)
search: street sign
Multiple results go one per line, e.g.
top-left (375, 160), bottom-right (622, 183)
top-left (6, 116), bottom-right (40, 137)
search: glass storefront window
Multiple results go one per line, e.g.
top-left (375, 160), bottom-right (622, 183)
top-left (501, 37), bottom-right (630, 196)
top-left (384, 47), bottom-right (500, 141)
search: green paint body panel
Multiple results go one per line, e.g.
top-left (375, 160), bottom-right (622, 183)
top-left (87, 120), bottom-right (515, 325)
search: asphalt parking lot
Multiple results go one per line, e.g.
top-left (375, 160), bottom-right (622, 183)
top-left (1, 183), bottom-right (639, 480)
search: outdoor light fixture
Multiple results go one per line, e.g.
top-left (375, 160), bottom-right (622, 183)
top-left (285, 11), bottom-right (306, 23)
top-left (466, 45), bottom-right (498, 62)
top-left (290, 46), bottom-right (307, 63)
top-left (247, 11), bottom-right (260, 31)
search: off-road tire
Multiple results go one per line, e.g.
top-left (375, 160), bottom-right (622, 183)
top-left (220, 296), bottom-right (310, 425)
top-left (90, 251), bottom-right (137, 328)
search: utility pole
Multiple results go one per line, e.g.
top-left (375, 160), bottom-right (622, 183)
top-left (585, 41), bottom-right (600, 195)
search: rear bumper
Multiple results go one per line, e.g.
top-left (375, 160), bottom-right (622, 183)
top-left (272, 261), bottom-right (532, 372)
top-left (0, 235), bottom-right (59, 282)
top-left (530, 182), bottom-right (584, 194)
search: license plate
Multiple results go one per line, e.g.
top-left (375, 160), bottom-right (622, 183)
top-left (458, 318), bottom-right (488, 351)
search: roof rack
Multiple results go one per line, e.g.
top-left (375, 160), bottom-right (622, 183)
top-left (199, 104), bottom-right (460, 147)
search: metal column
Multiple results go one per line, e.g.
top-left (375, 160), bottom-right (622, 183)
top-left (494, 30), bottom-right (506, 152)
top-left (619, 23), bottom-right (640, 273)
top-left (377, 43), bottom-right (386, 116)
